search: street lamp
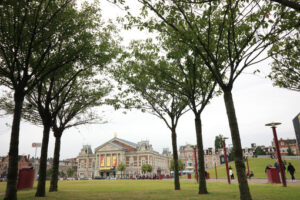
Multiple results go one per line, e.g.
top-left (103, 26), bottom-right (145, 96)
top-left (265, 122), bottom-right (286, 187)
top-left (222, 137), bottom-right (231, 184)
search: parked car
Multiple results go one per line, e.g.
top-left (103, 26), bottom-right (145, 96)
top-left (79, 177), bottom-right (89, 180)
top-left (66, 177), bottom-right (74, 180)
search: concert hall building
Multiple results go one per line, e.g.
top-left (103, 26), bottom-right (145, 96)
top-left (76, 137), bottom-right (171, 179)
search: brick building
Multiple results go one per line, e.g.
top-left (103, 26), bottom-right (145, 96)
top-left (273, 138), bottom-right (300, 156)
top-left (179, 144), bottom-right (221, 172)
top-left (77, 137), bottom-right (171, 179)
top-left (0, 155), bottom-right (31, 177)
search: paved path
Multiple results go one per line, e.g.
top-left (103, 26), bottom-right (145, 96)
top-left (182, 178), bottom-right (300, 185)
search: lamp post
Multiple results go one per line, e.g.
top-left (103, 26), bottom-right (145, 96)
top-left (193, 146), bottom-right (198, 183)
top-left (265, 122), bottom-right (286, 187)
top-left (222, 137), bottom-right (230, 184)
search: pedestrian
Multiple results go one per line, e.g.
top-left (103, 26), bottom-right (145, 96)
top-left (274, 160), bottom-right (280, 172)
top-left (287, 162), bottom-right (296, 181)
top-left (249, 171), bottom-right (254, 178)
top-left (229, 166), bottom-right (234, 179)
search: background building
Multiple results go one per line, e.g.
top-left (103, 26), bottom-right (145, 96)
top-left (179, 144), bottom-right (221, 172)
top-left (0, 155), bottom-right (31, 178)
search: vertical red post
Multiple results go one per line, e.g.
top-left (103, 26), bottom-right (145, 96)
top-left (215, 162), bottom-right (218, 179)
top-left (272, 127), bottom-right (287, 187)
top-left (193, 147), bottom-right (198, 183)
top-left (246, 157), bottom-right (250, 178)
top-left (222, 139), bottom-right (231, 184)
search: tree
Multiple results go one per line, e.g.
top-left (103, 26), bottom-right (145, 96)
top-left (133, 37), bottom-right (218, 194)
top-left (255, 146), bottom-right (266, 155)
top-left (0, 1), bottom-right (95, 199)
top-left (46, 168), bottom-right (53, 178)
top-left (59, 171), bottom-right (66, 178)
top-left (110, 40), bottom-right (189, 190)
top-left (67, 167), bottom-right (74, 178)
top-left (141, 164), bottom-right (152, 174)
top-left (117, 162), bottom-right (126, 178)
top-left (0, 1), bottom-right (117, 197)
top-left (268, 30), bottom-right (299, 92)
top-left (215, 135), bottom-right (224, 150)
top-left (170, 159), bottom-right (185, 171)
top-left (48, 74), bottom-right (113, 192)
top-left (270, 0), bottom-right (300, 11)
top-left (121, 1), bottom-right (294, 199)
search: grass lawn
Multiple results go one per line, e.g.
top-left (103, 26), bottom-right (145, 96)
top-left (1, 179), bottom-right (300, 200)
top-left (205, 158), bottom-right (300, 179)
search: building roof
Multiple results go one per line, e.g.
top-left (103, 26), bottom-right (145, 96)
top-left (114, 138), bottom-right (139, 148)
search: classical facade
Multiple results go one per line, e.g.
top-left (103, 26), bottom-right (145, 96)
top-left (77, 137), bottom-right (171, 179)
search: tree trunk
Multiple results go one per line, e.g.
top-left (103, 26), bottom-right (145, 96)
top-left (49, 134), bottom-right (62, 192)
top-left (195, 115), bottom-right (208, 194)
top-left (35, 123), bottom-right (51, 197)
top-left (4, 90), bottom-right (25, 200)
top-left (223, 89), bottom-right (252, 200)
top-left (171, 127), bottom-right (180, 190)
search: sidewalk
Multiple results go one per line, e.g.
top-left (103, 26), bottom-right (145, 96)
top-left (206, 178), bottom-right (300, 185)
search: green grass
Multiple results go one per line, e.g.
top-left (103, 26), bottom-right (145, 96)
top-left (205, 158), bottom-right (300, 179)
top-left (0, 179), bottom-right (300, 200)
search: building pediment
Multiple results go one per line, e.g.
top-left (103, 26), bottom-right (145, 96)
top-left (95, 142), bottom-right (126, 153)
top-left (94, 137), bottom-right (138, 153)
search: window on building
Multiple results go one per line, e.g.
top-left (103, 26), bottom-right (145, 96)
top-left (80, 162), bottom-right (85, 169)
top-left (130, 157), bottom-right (134, 167)
top-left (142, 159), bottom-right (146, 165)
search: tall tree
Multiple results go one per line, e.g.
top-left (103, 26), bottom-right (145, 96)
top-left (48, 75), bottom-right (112, 192)
top-left (0, 1), bottom-right (90, 199)
top-left (0, 1), bottom-right (119, 197)
top-left (135, 37), bottom-right (218, 194)
top-left (120, 1), bottom-right (295, 199)
top-left (110, 39), bottom-right (189, 190)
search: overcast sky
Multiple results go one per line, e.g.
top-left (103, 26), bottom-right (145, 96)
top-left (0, 1), bottom-right (299, 159)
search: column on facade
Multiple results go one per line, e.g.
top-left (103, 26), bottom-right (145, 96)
top-left (110, 154), bottom-right (112, 167)
top-left (116, 153), bottom-right (118, 166)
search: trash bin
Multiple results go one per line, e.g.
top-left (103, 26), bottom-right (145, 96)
top-left (187, 174), bottom-right (191, 179)
top-left (205, 172), bottom-right (210, 179)
top-left (17, 167), bottom-right (35, 190)
top-left (266, 167), bottom-right (280, 183)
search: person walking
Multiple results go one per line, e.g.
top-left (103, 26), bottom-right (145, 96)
top-left (229, 166), bottom-right (234, 179)
top-left (287, 162), bottom-right (296, 181)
